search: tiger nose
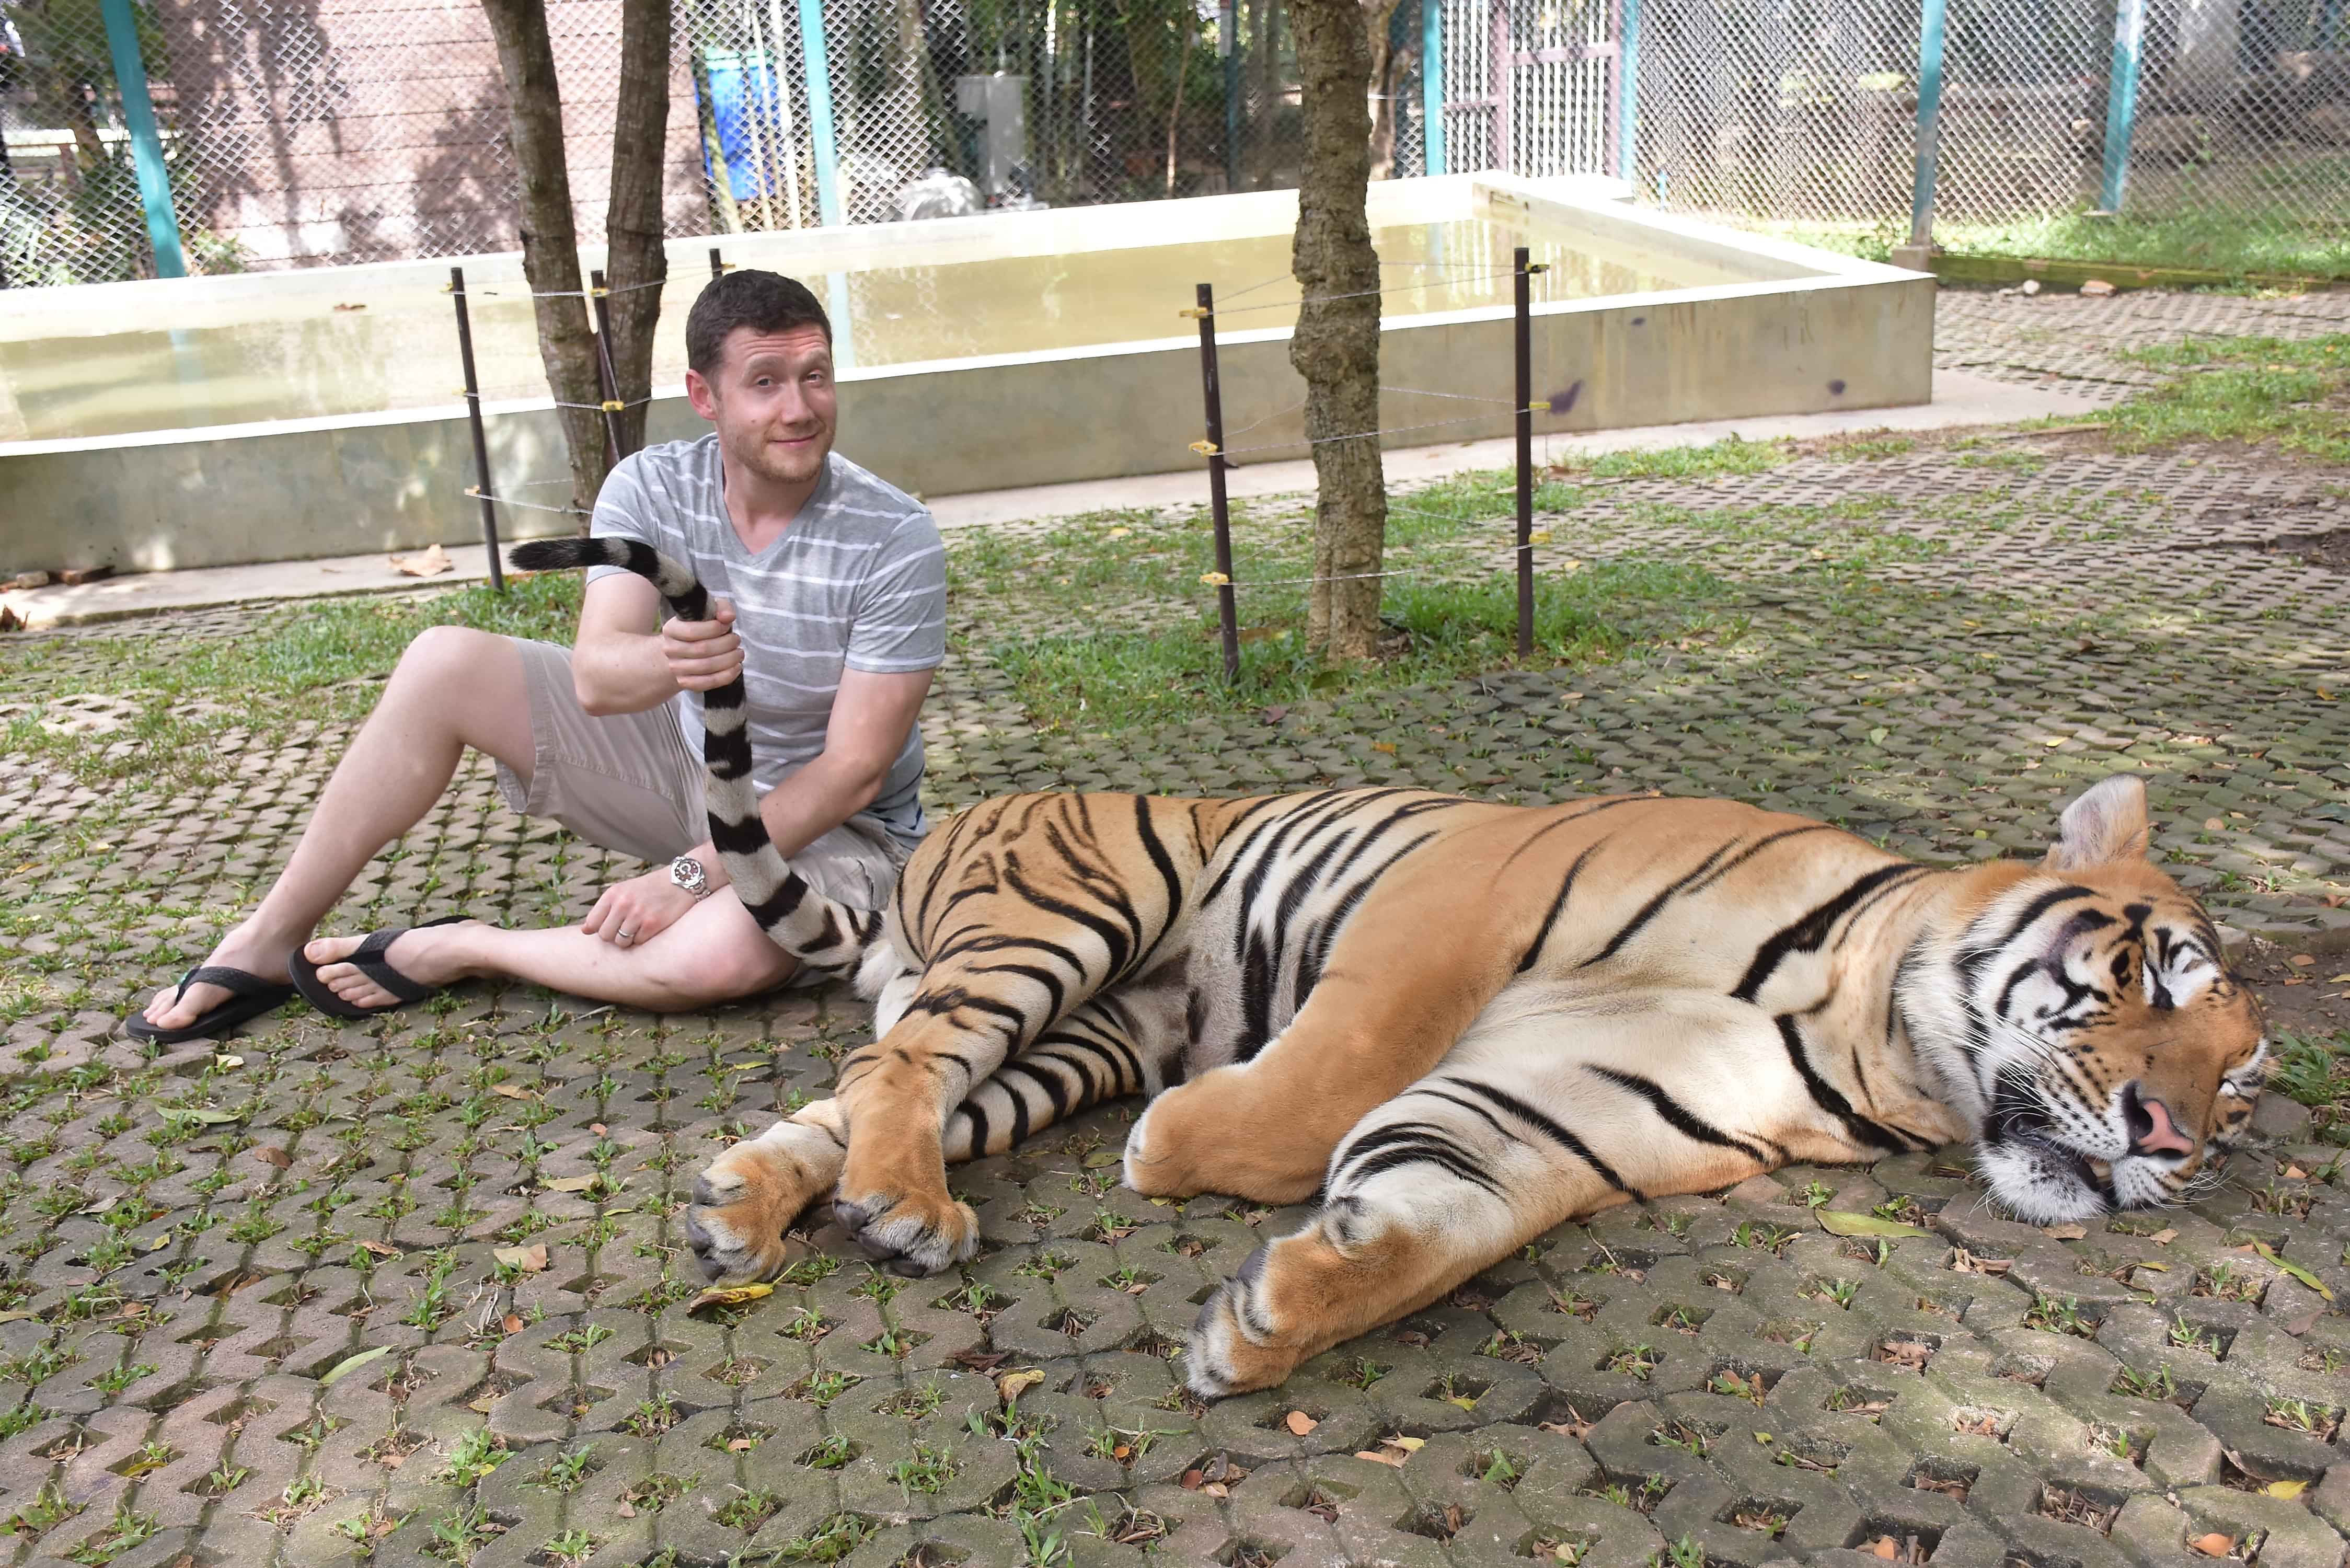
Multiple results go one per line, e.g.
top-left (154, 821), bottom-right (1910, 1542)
top-left (2122, 1083), bottom-right (2197, 1158)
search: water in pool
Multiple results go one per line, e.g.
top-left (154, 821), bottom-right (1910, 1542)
top-left (0, 214), bottom-right (1702, 442)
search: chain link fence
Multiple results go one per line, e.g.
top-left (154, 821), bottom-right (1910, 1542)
top-left (2, 0), bottom-right (2344, 287)
top-left (1621, 0), bottom-right (2349, 272)
top-left (0, 0), bottom-right (1319, 285)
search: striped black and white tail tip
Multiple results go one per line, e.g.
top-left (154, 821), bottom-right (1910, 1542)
top-left (504, 537), bottom-right (887, 975)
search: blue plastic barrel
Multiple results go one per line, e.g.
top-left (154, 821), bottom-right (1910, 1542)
top-left (701, 48), bottom-right (787, 199)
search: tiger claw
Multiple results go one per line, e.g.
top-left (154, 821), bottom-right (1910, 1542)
top-left (831, 1190), bottom-right (977, 1276)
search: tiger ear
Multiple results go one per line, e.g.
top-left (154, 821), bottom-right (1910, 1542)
top-left (2045, 775), bottom-right (2151, 870)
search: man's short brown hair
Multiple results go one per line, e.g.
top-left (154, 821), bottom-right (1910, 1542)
top-left (686, 269), bottom-right (832, 377)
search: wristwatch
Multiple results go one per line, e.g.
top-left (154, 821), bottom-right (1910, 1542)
top-left (670, 856), bottom-right (710, 898)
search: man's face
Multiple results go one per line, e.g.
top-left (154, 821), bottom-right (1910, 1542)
top-left (689, 324), bottom-right (837, 490)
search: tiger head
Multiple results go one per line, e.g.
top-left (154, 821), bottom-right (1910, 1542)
top-left (1911, 775), bottom-right (2267, 1224)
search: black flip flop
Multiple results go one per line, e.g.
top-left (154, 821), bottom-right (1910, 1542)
top-left (290, 915), bottom-right (469, 1020)
top-left (124, 966), bottom-right (295, 1045)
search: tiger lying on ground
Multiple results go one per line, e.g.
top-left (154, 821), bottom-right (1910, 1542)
top-left (512, 537), bottom-right (2269, 1398)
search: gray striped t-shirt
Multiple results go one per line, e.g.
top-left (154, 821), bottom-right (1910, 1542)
top-left (586, 435), bottom-right (947, 846)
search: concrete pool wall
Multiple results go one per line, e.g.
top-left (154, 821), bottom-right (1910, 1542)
top-left (2, 174), bottom-right (1932, 575)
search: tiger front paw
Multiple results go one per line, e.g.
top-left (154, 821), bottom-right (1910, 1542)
top-left (683, 1143), bottom-right (811, 1285)
top-left (830, 1186), bottom-right (978, 1277)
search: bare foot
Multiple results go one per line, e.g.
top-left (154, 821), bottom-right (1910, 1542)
top-left (142, 921), bottom-right (299, 1031)
top-left (303, 921), bottom-right (483, 1011)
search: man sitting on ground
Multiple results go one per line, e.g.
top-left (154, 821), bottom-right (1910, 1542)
top-left (130, 270), bottom-right (944, 1039)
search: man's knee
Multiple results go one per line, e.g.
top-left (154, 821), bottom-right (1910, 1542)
top-left (393, 625), bottom-right (506, 696)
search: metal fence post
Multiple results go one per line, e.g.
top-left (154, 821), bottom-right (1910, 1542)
top-left (1513, 247), bottom-right (1534, 661)
top-left (710, 246), bottom-right (727, 281)
top-left (1900, 0), bottom-right (1949, 263)
top-left (1193, 283), bottom-right (1241, 685)
top-left (589, 268), bottom-right (629, 464)
top-left (798, 0), bottom-right (845, 224)
top-left (97, 0), bottom-right (186, 279)
top-left (450, 266), bottom-right (506, 592)
top-left (1614, 0), bottom-right (1640, 182)
top-left (2099, 0), bottom-right (2148, 213)
top-left (1422, 0), bottom-right (1446, 175)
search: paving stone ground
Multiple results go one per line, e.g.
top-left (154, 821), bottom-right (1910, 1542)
top-left (0, 289), bottom-right (2345, 1568)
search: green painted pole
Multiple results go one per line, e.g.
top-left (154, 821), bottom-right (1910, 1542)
top-left (1614, 0), bottom-right (1639, 181)
top-left (1422, 0), bottom-right (1445, 175)
top-left (97, 0), bottom-right (186, 278)
top-left (2099, 0), bottom-right (2146, 213)
top-left (1906, 0), bottom-right (1948, 249)
top-left (798, 0), bottom-right (844, 224)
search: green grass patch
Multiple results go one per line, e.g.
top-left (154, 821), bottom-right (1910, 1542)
top-left (982, 557), bottom-right (1734, 733)
top-left (1762, 206), bottom-right (2350, 281)
top-left (2089, 333), bottom-right (2350, 464)
top-left (0, 575), bottom-right (583, 788)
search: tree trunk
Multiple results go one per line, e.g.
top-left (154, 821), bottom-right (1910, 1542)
top-left (1365, 0), bottom-right (1407, 180)
top-left (1288, 0), bottom-right (1385, 660)
top-left (604, 0), bottom-right (673, 458)
top-left (480, 0), bottom-right (608, 521)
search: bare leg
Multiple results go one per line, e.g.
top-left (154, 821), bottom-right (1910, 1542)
top-left (141, 627), bottom-right (535, 1032)
top-left (301, 887), bottom-right (798, 1012)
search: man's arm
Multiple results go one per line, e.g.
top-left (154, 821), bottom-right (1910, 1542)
top-left (694, 665), bottom-right (933, 887)
top-left (571, 571), bottom-right (743, 717)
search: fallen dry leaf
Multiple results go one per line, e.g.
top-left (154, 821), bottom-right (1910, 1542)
top-left (1873, 1539), bottom-right (1900, 1560)
top-left (502, 1314), bottom-right (524, 1335)
top-left (2041, 1223), bottom-right (2088, 1240)
top-left (2262, 1479), bottom-right (2309, 1501)
top-left (2193, 1535), bottom-right (2234, 1557)
top-left (686, 1282), bottom-right (775, 1313)
top-left (1354, 1449), bottom-right (1407, 1467)
top-left (997, 1368), bottom-right (1046, 1404)
top-left (252, 1146), bottom-right (292, 1169)
top-left (1286, 1411), bottom-right (1319, 1436)
top-left (358, 1239), bottom-right (401, 1258)
top-left (492, 1243), bottom-right (549, 1272)
top-left (491, 1084), bottom-right (532, 1100)
top-left (390, 543), bottom-right (454, 578)
top-left (2149, 1228), bottom-right (2178, 1244)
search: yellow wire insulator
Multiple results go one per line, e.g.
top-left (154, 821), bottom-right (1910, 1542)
top-left (1200, 572), bottom-right (1232, 587)
top-left (1177, 306), bottom-right (1211, 319)
top-left (1189, 440), bottom-right (1220, 456)
top-left (601, 400), bottom-right (625, 412)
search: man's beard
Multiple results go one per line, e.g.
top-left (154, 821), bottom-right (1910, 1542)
top-left (727, 424), bottom-right (827, 488)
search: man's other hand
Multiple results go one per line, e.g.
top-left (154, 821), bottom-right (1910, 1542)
top-left (583, 870), bottom-right (699, 949)
top-left (663, 599), bottom-right (743, 691)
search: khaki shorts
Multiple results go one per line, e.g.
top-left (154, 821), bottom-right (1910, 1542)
top-left (493, 638), bottom-right (912, 913)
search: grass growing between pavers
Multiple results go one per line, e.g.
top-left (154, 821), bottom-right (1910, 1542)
top-left (2093, 333), bottom-right (2350, 465)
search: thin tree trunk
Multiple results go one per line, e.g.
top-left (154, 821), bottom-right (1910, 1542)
top-left (480, 0), bottom-right (608, 521)
top-left (1365, 0), bottom-right (1406, 179)
top-left (1288, 0), bottom-right (1385, 660)
top-left (605, 0), bottom-right (673, 457)
top-left (1164, 15), bottom-right (1192, 196)
top-left (1246, 0), bottom-right (1277, 186)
